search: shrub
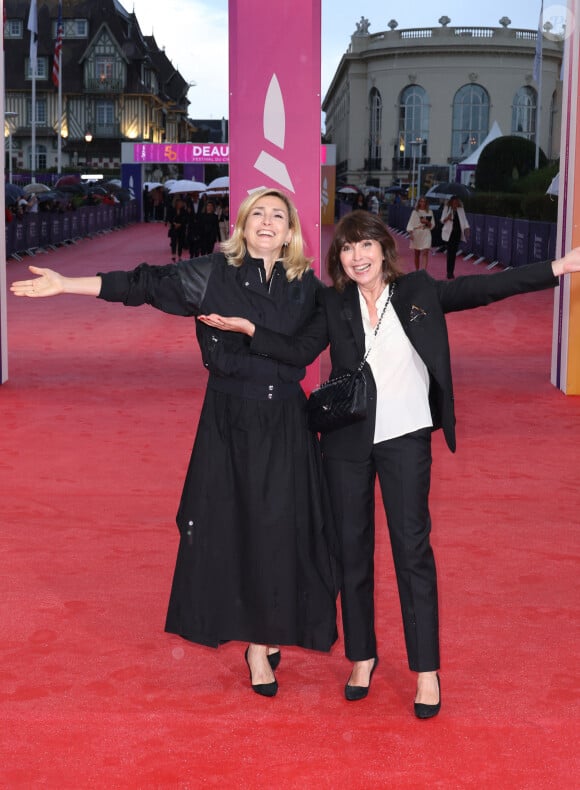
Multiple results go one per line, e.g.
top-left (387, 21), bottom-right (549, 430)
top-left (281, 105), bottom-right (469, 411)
top-left (475, 136), bottom-right (547, 192)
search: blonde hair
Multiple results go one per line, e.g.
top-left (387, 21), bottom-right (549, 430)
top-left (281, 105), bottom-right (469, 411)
top-left (220, 188), bottom-right (311, 281)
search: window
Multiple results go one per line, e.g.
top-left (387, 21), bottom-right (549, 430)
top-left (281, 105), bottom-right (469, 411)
top-left (26, 98), bottom-right (48, 126)
top-left (96, 101), bottom-right (115, 126)
top-left (512, 86), bottom-right (537, 141)
top-left (451, 84), bottom-right (489, 159)
top-left (28, 144), bottom-right (47, 171)
top-left (397, 85), bottom-right (429, 166)
top-left (95, 58), bottom-right (114, 82)
top-left (367, 88), bottom-right (382, 168)
top-left (62, 19), bottom-right (88, 38)
top-left (5, 19), bottom-right (23, 38)
top-left (26, 57), bottom-right (49, 80)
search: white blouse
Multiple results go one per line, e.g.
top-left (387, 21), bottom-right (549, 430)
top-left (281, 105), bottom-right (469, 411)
top-left (358, 286), bottom-right (433, 444)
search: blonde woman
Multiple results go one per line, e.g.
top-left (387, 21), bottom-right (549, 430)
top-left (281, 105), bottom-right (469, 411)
top-left (406, 196), bottom-right (433, 270)
top-left (11, 188), bottom-right (338, 697)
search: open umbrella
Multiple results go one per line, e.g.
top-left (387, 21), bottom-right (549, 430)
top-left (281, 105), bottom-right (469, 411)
top-left (5, 183), bottom-right (25, 205)
top-left (384, 186), bottom-right (408, 196)
top-left (337, 186), bottom-right (360, 195)
top-left (23, 182), bottom-right (52, 195)
top-left (425, 182), bottom-right (473, 201)
top-left (168, 179), bottom-right (208, 194)
top-left (55, 174), bottom-right (82, 188)
top-left (37, 190), bottom-right (68, 206)
top-left (207, 176), bottom-right (229, 190)
top-left (143, 181), bottom-right (163, 191)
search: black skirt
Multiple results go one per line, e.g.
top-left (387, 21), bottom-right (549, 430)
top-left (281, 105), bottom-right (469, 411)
top-left (165, 388), bottom-right (338, 652)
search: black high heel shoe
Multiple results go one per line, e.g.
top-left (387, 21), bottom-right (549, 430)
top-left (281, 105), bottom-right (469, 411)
top-left (244, 647), bottom-right (278, 698)
top-left (267, 650), bottom-right (281, 671)
top-left (344, 657), bottom-right (379, 701)
top-left (414, 674), bottom-right (441, 719)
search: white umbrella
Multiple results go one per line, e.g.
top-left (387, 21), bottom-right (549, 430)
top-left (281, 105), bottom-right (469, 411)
top-left (207, 176), bottom-right (229, 190)
top-left (168, 179), bottom-right (208, 194)
top-left (163, 179), bottom-right (177, 189)
top-left (23, 182), bottom-right (52, 194)
top-left (337, 186), bottom-right (359, 195)
top-left (143, 181), bottom-right (163, 190)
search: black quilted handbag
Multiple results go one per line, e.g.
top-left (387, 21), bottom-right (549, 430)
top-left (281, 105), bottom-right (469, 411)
top-left (306, 282), bottom-right (395, 433)
top-left (307, 368), bottom-right (367, 433)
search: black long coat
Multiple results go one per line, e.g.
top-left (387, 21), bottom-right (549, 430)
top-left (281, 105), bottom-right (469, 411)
top-left (98, 253), bottom-right (338, 651)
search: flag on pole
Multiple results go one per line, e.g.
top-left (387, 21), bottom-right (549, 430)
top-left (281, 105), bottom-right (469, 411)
top-left (27, 0), bottom-right (38, 77)
top-left (533, 1), bottom-right (544, 83)
top-left (52, 0), bottom-right (63, 87)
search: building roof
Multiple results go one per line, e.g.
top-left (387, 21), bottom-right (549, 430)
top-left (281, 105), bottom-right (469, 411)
top-left (4, 0), bottom-right (189, 111)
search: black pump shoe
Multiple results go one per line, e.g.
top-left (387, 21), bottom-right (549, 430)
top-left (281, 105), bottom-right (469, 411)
top-left (414, 674), bottom-right (441, 719)
top-left (267, 650), bottom-right (281, 671)
top-left (344, 657), bottom-right (379, 701)
top-left (244, 647), bottom-right (278, 698)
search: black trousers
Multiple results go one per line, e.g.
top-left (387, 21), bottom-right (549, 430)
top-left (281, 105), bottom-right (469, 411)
top-left (324, 428), bottom-right (439, 672)
top-left (446, 228), bottom-right (461, 277)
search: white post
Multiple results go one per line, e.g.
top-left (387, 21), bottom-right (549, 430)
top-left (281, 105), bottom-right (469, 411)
top-left (30, 67), bottom-right (36, 182)
top-left (5, 112), bottom-right (17, 184)
top-left (56, 58), bottom-right (62, 174)
top-left (535, 57), bottom-right (543, 169)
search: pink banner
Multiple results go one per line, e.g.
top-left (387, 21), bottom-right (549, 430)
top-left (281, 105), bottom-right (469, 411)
top-left (228, 0), bottom-right (322, 271)
top-left (133, 143), bottom-right (229, 164)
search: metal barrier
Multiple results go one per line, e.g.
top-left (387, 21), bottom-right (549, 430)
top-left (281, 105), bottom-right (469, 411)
top-left (387, 204), bottom-right (557, 269)
top-left (5, 202), bottom-right (139, 259)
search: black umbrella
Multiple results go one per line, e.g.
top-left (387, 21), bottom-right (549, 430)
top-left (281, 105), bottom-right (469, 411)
top-left (5, 183), bottom-right (25, 205)
top-left (384, 186), bottom-right (408, 195)
top-left (425, 182), bottom-right (473, 201)
top-left (37, 190), bottom-right (68, 205)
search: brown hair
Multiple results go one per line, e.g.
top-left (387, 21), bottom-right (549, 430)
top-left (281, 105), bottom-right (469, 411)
top-left (326, 210), bottom-right (401, 291)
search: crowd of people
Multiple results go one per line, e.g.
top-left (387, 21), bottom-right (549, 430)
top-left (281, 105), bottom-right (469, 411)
top-left (144, 187), bottom-right (230, 262)
top-left (5, 180), bottom-right (132, 224)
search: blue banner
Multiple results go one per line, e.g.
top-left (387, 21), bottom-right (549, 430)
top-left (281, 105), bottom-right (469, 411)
top-left (528, 221), bottom-right (552, 263)
top-left (497, 218), bottom-right (514, 266)
top-left (483, 216), bottom-right (499, 261)
top-left (472, 215), bottom-right (486, 257)
top-left (512, 220), bottom-right (529, 267)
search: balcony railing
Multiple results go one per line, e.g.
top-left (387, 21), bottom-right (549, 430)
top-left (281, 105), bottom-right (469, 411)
top-left (94, 123), bottom-right (121, 138)
top-left (85, 77), bottom-right (124, 93)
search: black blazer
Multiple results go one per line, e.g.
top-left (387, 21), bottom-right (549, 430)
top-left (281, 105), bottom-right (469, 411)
top-left (251, 261), bottom-right (558, 460)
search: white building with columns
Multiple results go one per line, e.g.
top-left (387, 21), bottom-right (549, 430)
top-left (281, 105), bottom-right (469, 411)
top-left (322, 16), bottom-right (564, 191)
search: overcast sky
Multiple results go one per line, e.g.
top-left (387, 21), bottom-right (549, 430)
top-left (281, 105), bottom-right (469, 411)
top-left (129, 1), bottom-right (548, 119)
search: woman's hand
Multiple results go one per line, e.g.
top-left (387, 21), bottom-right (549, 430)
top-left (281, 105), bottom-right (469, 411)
top-left (198, 314), bottom-right (256, 337)
top-left (10, 265), bottom-right (102, 298)
top-left (552, 247), bottom-right (580, 277)
top-left (10, 265), bottom-right (66, 297)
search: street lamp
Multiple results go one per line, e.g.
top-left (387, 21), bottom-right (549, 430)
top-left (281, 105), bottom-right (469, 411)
top-left (5, 111), bottom-right (18, 184)
top-left (84, 130), bottom-right (93, 168)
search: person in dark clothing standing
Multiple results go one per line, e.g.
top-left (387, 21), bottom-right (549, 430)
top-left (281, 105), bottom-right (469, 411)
top-left (167, 197), bottom-right (188, 262)
top-left (10, 188), bottom-right (338, 699)
top-left (198, 200), bottom-right (221, 255)
top-left (440, 197), bottom-right (470, 279)
top-left (196, 211), bottom-right (580, 718)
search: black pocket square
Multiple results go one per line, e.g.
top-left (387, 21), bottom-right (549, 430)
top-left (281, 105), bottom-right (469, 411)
top-left (410, 304), bottom-right (427, 322)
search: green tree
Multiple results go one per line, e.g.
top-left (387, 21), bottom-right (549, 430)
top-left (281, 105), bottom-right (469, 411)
top-left (475, 136), bottom-right (547, 192)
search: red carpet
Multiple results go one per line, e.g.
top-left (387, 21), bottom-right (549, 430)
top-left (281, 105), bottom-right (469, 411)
top-left (2, 225), bottom-right (579, 788)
